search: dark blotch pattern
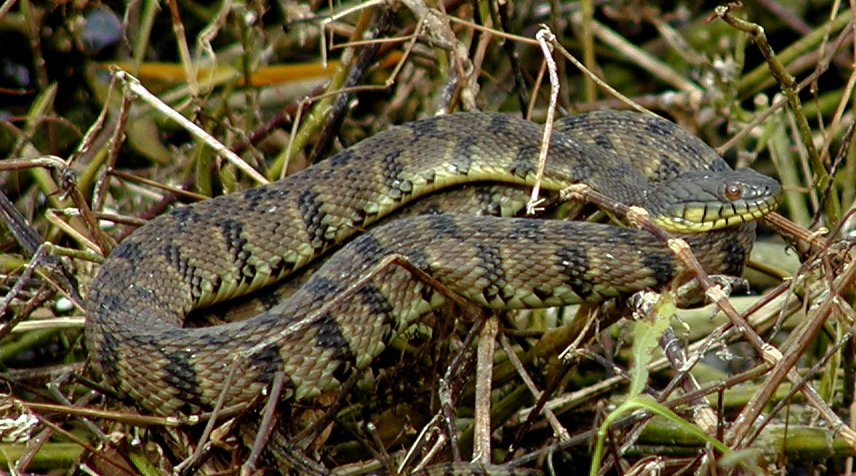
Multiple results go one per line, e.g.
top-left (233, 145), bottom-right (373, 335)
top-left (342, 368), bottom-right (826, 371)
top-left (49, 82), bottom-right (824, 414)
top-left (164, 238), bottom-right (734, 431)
top-left (640, 251), bottom-right (675, 288)
top-left (557, 244), bottom-right (593, 298)
top-left (297, 188), bottom-right (327, 248)
top-left (485, 114), bottom-right (511, 135)
top-left (312, 312), bottom-right (356, 383)
top-left (505, 219), bottom-right (545, 241)
top-left (594, 134), bottom-right (613, 149)
top-left (356, 283), bottom-right (397, 335)
top-left (645, 117), bottom-right (676, 137)
top-left (329, 148), bottom-right (358, 167)
top-left (508, 144), bottom-right (537, 178)
top-left (215, 219), bottom-right (250, 278)
top-left (94, 328), bottom-right (121, 382)
top-left (381, 149), bottom-right (406, 193)
top-left (449, 136), bottom-right (476, 174)
top-left (709, 159), bottom-right (730, 172)
top-left (247, 342), bottom-right (286, 386)
top-left (557, 114), bottom-right (587, 130)
top-left (654, 155), bottom-right (684, 180)
top-left (474, 243), bottom-right (507, 303)
top-left (405, 248), bottom-right (431, 272)
top-left (170, 205), bottom-right (202, 226)
top-left (350, 232), bottom-right (388, 268)
top-left (426, 214), bottom-right (465, 240)
top-left (243, 185), bottom-right (283, 211)
top-left (718, 228), bottom-right (753, 275)
top-left (161, 347), bottom-right (206, 408)
top-left (112, 240), bottom-right (143, 262)
top-left (162, 244), bottom-right (195, 285)
top-left (406, 116), bottom-right (441, 139)
top-left (304, 276), bottom-right (345, 300)
top-left (675, 139), bottom-right (703, 164)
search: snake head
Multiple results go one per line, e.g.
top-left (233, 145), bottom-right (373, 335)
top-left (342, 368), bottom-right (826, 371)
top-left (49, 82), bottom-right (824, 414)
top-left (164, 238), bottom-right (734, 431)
top-left (648, 168), bottom-right (783, 233)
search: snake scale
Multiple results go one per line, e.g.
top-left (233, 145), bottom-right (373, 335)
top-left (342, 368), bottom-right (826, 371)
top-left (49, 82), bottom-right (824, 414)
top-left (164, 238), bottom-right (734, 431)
top-left (85, 111), bottom-right (781, 418)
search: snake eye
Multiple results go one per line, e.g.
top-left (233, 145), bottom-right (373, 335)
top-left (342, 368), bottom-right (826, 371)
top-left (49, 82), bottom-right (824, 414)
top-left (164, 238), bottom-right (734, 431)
top-left (724, 183), bottom-right (742, 201)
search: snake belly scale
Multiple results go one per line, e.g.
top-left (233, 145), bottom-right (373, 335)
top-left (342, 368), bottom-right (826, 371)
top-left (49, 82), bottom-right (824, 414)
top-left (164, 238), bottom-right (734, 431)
top-left (85, 111), bottom-right (781, 416)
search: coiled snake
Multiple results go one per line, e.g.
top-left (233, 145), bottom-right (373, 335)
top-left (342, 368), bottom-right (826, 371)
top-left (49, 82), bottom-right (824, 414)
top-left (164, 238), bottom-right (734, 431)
top-left (85, 111), bottom-right (781, 417)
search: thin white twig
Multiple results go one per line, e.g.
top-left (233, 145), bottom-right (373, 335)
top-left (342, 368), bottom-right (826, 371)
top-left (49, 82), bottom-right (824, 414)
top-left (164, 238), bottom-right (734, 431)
top-left (113, 68), bottom-right (269, 185)
top-left (527, 26), bottom-right (559, 215)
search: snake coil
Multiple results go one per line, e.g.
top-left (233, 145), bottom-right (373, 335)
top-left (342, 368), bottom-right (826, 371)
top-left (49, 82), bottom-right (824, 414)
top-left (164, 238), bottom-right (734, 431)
top-left (85, 111), bottom-right (781, 416)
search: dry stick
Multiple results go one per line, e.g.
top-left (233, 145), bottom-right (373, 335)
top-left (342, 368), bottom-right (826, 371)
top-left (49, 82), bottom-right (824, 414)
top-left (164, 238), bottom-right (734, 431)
top-left (25, 415), bottom-right (138, 476)
top-left (243, 371), bottom-right (286, 475)
top-left (92, 75), bottom-right (132, 214)
top-left (559, 184), bottom-right (856, 451)
top-left (657, 326), bottom-right (717, 435)
top-left (108, 169), bottom-right (210, 202)
top-left (570, 10), bottom-right (704, 95)
top-left (745, 323), bottom-right (856, 448)
top-left (763, 212), bottom-right (827, 262)
top-left (550, 39), bottom-right (657, 117)
top-left (466, 17), bottom-right (493, 112)
top-left (0, 285), bottom-right (56, 342)
top-left (402, 414), bottom-right (446, 473)
top-left (526, 26), bottom-right (559, 215)
top-left (37, 387), bottom-right (104, 458)
top-left (818, 49), bottom-right (856, 166)
top-left (20, 400), bottom-right (193, 428)
top-left (112, 69), bottom-right (268, 185)
top-left (472, 315), bottom-right (499, 464)
top-left (0, 190), bottom-right (79, 302)
top-left (498, 332), bottom-right (570, 442)
top-left (500, 312), bottom-right (609, 461)
top-left (578, 0), bottom-right (596, 102)
top-left (68, 69), bottom-right (117, 205)
top-left (717, 17), bottom-right (851, 155)
top-left (306, 4), bottom-right (393, 164)
top-left (729, 254), bottom-right (856, 448)
top-left (816, 118), bottom-right (856, 231)
top-left (0, 247), bottom-right (51, 340)
top-left (492, 0), bottom-right (530, 111)
top-left (504, 365), bottom-right (778, 468)
top-left (61, 176), bottom-right (117, 254)
top-left (526, 55), bottom-right (548, 120)
top-left (365, 422), bottom-right (399, 475)
top-left (277, 10), bottom-right (400, 178)
top-left (42, 211), bottom-right (100, 255)
top-left (175, 357), bottom-right (245, 475)
top-left (715, 7), bottom-right (837, 223)
top-left (2, 155), bottom-right (116, 255)
top-left (435, 312), bottom-right (485, 465)
top-left (0, 0), bottom-right (18, 20)
top-left (317, 0), bottom-right (385, 67)
top-left (434, 2), bottom-right (476, 113)
top-left (164, 0), bottom-right (197, 94)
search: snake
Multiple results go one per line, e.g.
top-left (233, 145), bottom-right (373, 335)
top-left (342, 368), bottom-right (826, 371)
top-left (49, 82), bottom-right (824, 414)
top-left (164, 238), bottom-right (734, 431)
top-left (84, 111), bottom-right (781, 419)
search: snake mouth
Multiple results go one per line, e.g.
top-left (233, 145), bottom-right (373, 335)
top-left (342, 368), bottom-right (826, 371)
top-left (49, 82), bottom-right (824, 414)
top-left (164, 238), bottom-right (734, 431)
top-left (654, 193), bottom-right (782, 233)
top-left (646, 167), bottom-right (783, 233)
